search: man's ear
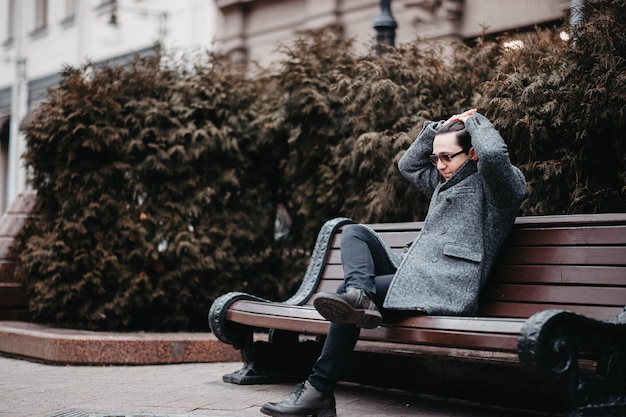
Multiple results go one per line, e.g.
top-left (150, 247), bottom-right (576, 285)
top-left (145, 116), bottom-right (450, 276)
top-left (469, 147), bottom-right (478, 161)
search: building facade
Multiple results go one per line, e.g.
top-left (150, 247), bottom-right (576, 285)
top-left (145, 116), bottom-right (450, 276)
top-left (0, 0), bottom-right (216, 213)
top-left (215, 0), bottom-right (572, 66)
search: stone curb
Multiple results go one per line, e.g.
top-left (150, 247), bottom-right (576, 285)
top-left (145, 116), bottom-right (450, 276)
top-left (0, 320), bottom-right (240, 365)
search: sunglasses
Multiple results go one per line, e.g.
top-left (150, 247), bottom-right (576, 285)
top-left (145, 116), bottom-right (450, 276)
top-left (429, 150), bottom-right (466, 165)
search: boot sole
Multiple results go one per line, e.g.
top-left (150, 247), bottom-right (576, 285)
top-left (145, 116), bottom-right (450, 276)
top-left (260, 405), bottom-right (337, 417)
top-left (313, 295), bottom-right (382, 329)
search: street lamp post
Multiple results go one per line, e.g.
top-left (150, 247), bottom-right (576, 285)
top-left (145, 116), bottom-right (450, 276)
top-left (373, 0), bottom-right (397, 56)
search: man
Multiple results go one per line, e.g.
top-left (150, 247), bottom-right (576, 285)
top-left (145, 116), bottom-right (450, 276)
top-left (261, 109), bottom-right (527, 417)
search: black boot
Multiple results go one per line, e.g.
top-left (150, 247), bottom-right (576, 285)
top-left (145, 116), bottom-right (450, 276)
top-left (313, 288), bottom-right (382, 329)
top-left (260, 381), bottom-right (336, 417)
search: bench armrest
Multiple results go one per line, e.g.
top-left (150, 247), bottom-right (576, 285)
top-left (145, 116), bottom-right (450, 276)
top-left (208, 217), bottom-right (355, 346)
top-left (209, 291), bottom-right (268, 347)
top-left (283, 217), bottom-right (355, 305)
top-left (518, 309), bottom-right (626, 411)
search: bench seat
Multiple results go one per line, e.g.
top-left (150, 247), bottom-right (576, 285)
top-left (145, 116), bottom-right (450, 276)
top-left (226, 301), bottom-right (526, 352)
top-left (209, 214), bottom-right (626, 416)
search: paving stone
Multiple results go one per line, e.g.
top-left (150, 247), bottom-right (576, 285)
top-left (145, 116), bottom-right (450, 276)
top-left (0, 356), bottom-right (563, 417)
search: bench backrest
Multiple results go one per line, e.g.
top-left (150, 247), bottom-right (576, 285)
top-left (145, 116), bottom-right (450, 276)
top-left (314, 214), bottom-right (626, 321)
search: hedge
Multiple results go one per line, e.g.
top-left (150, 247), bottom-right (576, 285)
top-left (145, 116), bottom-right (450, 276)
top-left (14, 0), bottom-right (625, 330)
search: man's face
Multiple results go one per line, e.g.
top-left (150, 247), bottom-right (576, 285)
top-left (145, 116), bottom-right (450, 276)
top-left (432, 132), bottom-right (472, 180)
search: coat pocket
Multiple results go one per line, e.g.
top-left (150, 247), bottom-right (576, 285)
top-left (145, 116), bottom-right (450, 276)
top-left (443, 244), bottom-right (483, 263)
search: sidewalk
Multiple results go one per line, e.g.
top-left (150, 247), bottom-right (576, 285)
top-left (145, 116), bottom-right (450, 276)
top-left (0, 356), bottom-right (563, 417)
top-left (0, 321), bottom-right (563, 417)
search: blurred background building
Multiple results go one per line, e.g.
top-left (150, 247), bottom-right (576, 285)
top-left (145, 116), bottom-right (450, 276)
top-left (214, 0), bottom-right (572, 66)
top-left (0, 0), bottom-right (216, 213)
top-left (0, 0), bottom-right (576, 214)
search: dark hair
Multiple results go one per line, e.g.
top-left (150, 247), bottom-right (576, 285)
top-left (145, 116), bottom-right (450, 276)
top-left (437, 120), bottom-right (472, 152)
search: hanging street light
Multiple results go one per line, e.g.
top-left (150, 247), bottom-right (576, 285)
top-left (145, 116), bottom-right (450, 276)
top-left (373, 0), bottom-right (397, 56)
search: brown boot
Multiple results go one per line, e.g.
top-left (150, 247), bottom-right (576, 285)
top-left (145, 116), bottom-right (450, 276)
top-left (260, 381), bottom-right (336, 417)
top-left (313, 288), bottom-right (382, 329)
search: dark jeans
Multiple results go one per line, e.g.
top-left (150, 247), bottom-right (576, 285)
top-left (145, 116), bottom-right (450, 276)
top-left (307, 224), bottom-right (397, 394)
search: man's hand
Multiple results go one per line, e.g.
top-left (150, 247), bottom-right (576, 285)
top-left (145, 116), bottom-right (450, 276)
top-left (444, 108), bottom-right (477, 125)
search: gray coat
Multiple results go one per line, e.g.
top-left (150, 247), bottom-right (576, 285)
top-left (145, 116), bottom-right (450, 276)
top-left (382, 113), bottom-right (526, 315)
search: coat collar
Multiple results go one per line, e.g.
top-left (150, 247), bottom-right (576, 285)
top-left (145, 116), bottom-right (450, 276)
top-left (439, 159), bottom-right (478, 191)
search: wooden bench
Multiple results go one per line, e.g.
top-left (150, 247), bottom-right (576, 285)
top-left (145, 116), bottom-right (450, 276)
top-left (209, 214), bottom-right (626, 416)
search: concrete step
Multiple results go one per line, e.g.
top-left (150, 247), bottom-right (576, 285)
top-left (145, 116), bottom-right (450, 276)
top-left (0, 320), bottom-right (240, 365)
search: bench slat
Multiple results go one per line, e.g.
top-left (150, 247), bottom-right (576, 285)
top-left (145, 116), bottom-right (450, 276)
top-left (227, 309), bottom-right (330, 334)
top-left (331, 231), bottom-right (419, 249)
top-left (504, 226), bottom-right (626, 245)
top-left (362, 326), bottom-right (519, 352)
top-left (316, 279), bottom-right (343, 294)
top-left (345, 227), bottom-right (626, 248)
top-left (332, 225), bottom-right (626, 249)
top-left (511, 213), bottom-right (626, 226)
top-left (383, 315), bottom-right (525, 333)
top-left (481, 283), bottom-right (626, 306)
top-left (478, 301), bottom-right (622, 320)
top-left (321, 264), bottom-right (344, 279)
top-left (490, 265), bottom-right (626, 285)
top-left (326, 263), bottom-right (626, 285)
top-left (497, 246), bottom-right (626, 265)
top-left (229, 301), bottom-right (522, 332)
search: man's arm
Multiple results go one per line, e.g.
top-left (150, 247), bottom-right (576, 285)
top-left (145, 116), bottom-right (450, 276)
top-left (397, 121), bottom-right (442, 199)
top-left (465, 113), bottom-right (526, 208)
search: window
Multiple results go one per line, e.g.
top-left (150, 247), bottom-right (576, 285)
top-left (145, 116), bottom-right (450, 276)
top-left (65, 0), bottom-right (77, 19)
top-left (6, 0), bottom-right (15, 41)
top-left (34, 0), bottom-right (48, 30)
top-left (61, 0), bottom-right (77, 26)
